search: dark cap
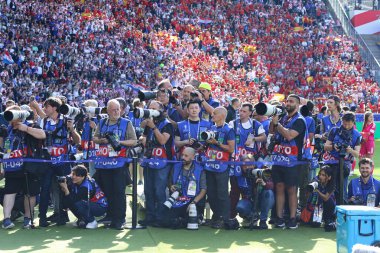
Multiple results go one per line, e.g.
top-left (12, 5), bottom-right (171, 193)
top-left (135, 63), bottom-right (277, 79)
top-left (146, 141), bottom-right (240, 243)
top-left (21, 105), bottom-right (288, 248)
top-left (328, 95), bottom-right (340, 103)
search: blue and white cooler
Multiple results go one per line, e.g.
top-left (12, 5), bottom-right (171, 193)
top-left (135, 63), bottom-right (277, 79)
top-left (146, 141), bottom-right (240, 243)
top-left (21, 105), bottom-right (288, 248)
top-left (336, 205), bottom-right (380, 253)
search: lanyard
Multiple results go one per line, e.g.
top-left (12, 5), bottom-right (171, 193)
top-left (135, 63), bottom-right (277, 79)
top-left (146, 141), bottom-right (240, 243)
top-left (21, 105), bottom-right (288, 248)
top-left (358, 176), bottom-right (376, 200)
top-left (187, 120), bottom-right (200, 140)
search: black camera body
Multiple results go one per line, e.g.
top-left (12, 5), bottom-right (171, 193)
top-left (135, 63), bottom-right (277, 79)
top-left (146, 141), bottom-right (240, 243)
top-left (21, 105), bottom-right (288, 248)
top-left (57, 175), bottom-right (71, 184)
top-left (335, 142), bottom-right (349, 157)
top-left (128, 143), bottom-right (144, 157)
top-left (349, 196), bottom-right (364, 205)
top-left (0, 124), bottom-right (8, 138)
top-left (190, 138), bottom-right (202, 150)
top-left (104, 132), bottom-right (122, 152)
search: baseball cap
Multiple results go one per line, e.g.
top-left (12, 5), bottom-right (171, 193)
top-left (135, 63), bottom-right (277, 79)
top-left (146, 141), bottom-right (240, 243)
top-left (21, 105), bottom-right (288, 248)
top-left (198, 82), bottom-right (211, 91)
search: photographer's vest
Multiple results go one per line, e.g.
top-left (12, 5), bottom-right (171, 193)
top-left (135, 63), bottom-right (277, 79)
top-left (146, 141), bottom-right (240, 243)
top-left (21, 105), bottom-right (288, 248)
top-left (81, 120), bottom-right (96, 160)
top-left (171, 162), bottom-right (203, 208)
top-left (322, 115), bottom-right (341, 135)
top-left (322, 126), bottom-right (361, 161)
top-left (43, 115), bottom-right (69, 162)
top-left (351, 177), bottom-right (380, 206)
top-left (200, 97), bottom-right (219, 122)
top-left (95, 118), bottom-right (128, 169)
top-left (128, 111), bottom-right (143, 138)
top-left (303, 116), bottom-right (314, 160)
top-left (272, 112), bottom-right (308, 164)
top-left (177, 119), bottom-right (211, 153)
top-left (142, 119), bottom-right (174, 170)
top-left (72, 178), bottom-right (108, 208)
top-left (233, 119), bottom-right (261, 161)
top-left (204, 123), bottom-right (234, 172)
top-left (3, 126), bottom-right (27, 172)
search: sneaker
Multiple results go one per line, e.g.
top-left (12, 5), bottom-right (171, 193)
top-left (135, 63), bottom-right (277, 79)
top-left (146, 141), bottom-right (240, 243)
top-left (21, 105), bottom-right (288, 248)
top-left (2, 218), bottom-right (15, 229)
top-left (23, 217), bottom-right (32, 229)
top-left (110, 221), bottom-right (125, 230)
top-left (86, 220), bottom-right (98, 229)
top-left (98, 216), bottom-right (112, 225)
top-left (258, 220), bottom-right (268, 230)
top-left (138, 218), bottom-right (155, 227)
top-left (10, 210), bottom-right (23, 221)
top-left (287, 218), bottom-right (298, 229)
top-left (275, 218), bottom-right (285, 228)
top-left (268, 218), bottom-right (276, 225)
top-left (39, 218), bottom-right (50, 227)
top-left (241, 218), bottom-right (251, 228)
top-left (211, 218), bottom-right (224, 229)
top-left (325, 222), bottom-right (336, 232)
top-left (224, 218), bottom-right (240, 230)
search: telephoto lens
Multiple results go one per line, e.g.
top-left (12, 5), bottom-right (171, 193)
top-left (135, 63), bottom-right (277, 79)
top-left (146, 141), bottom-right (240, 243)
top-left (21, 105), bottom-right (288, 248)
top-left (187, 203), bottom-right (198, 230)
top-left (163, 191), bottom-right (179, 209)
top-left (307, 182), bottom-right (318, 192)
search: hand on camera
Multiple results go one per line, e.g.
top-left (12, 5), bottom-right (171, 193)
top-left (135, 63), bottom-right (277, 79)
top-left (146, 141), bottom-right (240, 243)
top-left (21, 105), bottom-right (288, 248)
top-left (67, 120), bottom-right (75, 132)
top-left (145, 118), bottom-right (155, 129)
top-left (89, 121), bottom-right (97, 129)
top-left (100, 138), bottom-right (109, 144)
top-left (256, 178), bottom-right (266, 186)
top-left (206, 138), bottom-right (218, 145)
top-left (271, 115), bottom-right (279, 125)
top-left (13, 122), bottom-right (28, 132)
top-left (170, 185), bottom-right (178, 192)
top-left (346, 146), bottom-right (353, 154)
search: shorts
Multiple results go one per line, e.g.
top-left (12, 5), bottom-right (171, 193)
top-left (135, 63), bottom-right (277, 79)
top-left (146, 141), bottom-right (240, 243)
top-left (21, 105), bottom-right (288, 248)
top-left (360, 141), bottom-right (374, 156)
top-left (272, 165), bottom-right (300, 187)
top-left (4, 174), bottom-right (40, 196)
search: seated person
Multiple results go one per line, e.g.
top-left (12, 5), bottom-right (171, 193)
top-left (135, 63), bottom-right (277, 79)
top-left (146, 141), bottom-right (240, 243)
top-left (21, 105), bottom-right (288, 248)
top-left (58, 165), bottom-right (108, 229)
top-left (301, 165), bottom-right (336, 232)
top-left (348, 158), bottom-right (380, 207)
top-left (160, 147), bottom-right (206, 229)
top-left (236, 154), bottom-right (274, 230)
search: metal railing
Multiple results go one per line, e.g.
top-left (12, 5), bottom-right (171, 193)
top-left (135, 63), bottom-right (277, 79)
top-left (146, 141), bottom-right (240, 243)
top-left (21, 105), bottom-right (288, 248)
top-left (327, 0), bottom-right (380, 83)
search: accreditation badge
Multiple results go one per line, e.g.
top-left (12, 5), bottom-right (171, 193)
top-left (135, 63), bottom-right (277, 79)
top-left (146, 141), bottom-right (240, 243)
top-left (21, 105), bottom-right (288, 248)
top-left (187, 180), bottom-right (196, 197)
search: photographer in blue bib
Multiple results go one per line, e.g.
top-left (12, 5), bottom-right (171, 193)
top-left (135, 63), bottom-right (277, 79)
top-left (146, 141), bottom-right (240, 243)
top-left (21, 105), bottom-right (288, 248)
top-left (38, 97), bottom-right (81, 227)
top-left (58, 165), bottom-right (108, 229)
top-left (175, 100), bottom-right (212, 155)
top-left (323, 112), bottom-right (361, 204)
top-left (228, 102), bottom-right (266, 226)
top-left (190, 82), bottom-right (220, 122)
top-left (1, 105), bottom-right (46, 229)
top-left (93, 99), bottom-right (137, 230)
top-left (202, 106), bottom-right (235, 229)
top-left (270, 94), bottom-right (308, 229)
top-left (158, 147), bottom-right (206, 229)
top-left (348, 158), bottom-right (380, 207)
top-left (138, 100), bottom-right (175, 227)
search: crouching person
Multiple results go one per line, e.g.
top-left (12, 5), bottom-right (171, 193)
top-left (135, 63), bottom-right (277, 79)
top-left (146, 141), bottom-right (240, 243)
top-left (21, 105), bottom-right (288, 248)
top-left (301, 165), bottom-right (336, 232)
top-left (59, 165), bottom-right (108, 229)
top-left (159, 147), bottom-right (206, 229)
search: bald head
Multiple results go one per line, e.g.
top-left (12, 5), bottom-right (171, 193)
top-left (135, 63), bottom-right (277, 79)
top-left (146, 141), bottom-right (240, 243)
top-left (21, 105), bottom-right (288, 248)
top-left (211, 107), bottom-right (227, 126)
top-left (182, 147), bottom-right (196, 165)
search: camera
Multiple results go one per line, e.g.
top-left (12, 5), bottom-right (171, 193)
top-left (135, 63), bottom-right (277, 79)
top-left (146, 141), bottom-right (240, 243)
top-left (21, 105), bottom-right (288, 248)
top-left (138, 90), bottom-right (158, 101)
top-left (164, 191), bottom-right (179, 209)
top-left (104, 132), bottom-right (122, 152)
top-left (84, 106), bottom-right (107, 115)
top-left (128, 143), bottom-right (144, 157)
top-left (91, 114), bottom-right (108, 122)
top-left (307, 182), bottom-right (319, 192)
top-left (0, 124), bottom-right (8, 138)
top-left (4, 110), bottom-right (34, 122)
top-left (190, 92), bottom-right (199, 98)
top-left (200, 130), bottom-right (216, 141)
top-left (187, 203), bottom-right (198, 230)
top-left (190, 138), bottom-right (202, 149)
top-left (69, 153), bottom-right (83, 161)
top-left (57, 175), bottom-right (71, 184)
top-left (246, 168), bottom-right (271, 180)
top-left (255, 103), bottom-right (285, 117)
top-left (335, 142), bottom-right (349, 157)
top-left (59, 104), bottom-right (82, 119)
top-left (133, 108), bottom-right (161, 119)
top-left (349, 196), bottom-right (364, 205)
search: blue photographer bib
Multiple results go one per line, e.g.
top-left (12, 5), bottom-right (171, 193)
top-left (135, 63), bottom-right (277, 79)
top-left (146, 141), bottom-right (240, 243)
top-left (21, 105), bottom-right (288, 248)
top-left (2, 125), bottom-right (27, 172)
top-left (95, 118), bottom-right (129, 169)
top-left (43, 115), bottom-right (69, 162)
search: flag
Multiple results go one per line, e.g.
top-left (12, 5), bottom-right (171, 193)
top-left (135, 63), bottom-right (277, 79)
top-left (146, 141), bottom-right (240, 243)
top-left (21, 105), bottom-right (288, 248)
top-left (3, 51), bottom-right (14, 65)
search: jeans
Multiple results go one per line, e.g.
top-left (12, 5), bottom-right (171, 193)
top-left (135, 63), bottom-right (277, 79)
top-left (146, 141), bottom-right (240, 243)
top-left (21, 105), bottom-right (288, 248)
top-left (206, 169), bottom-right (230, 220)
top-left (144, 165), bottom-right (171, 222)
top-left (258, 190), bottom-right (275, 221)
top-left (65, 200), bottom-right (107, 223)
top-left (39, 163), bottom-right (71, 219)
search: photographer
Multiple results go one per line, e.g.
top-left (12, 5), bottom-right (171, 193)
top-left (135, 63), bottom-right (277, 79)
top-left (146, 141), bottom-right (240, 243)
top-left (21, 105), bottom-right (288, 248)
top-left (191, 82), bottom-right (219, 122)
top-left (93, 99), bottom-right (137, 230)
top-left (59, 165), bottom-right (108, 229)
top-left (138, 100), bottom-right (174, 227)
top-left (157, 88), bottom-right (182, 125)
top-left (270, 94), bottom-right (307, 229)
top-left (318, 96), bottom-right (342, 141)
top-left (348, 158), bottom-right (380, 207)
top-left (175, 100), bottom-right (212, 154)
top-left (236, 155), bottom-right (274, 230)
top-left (228, 103), bottom-right (266, 221)
top-left (159, 147), bottom-right (206, 229)
top-left (324, 112), bottom-right (361, 203)
top-left (39, 97), bottom-right (81, 227)
top-left (1, 105), bottom-right (46, 229)
top-left (301, 165), bottom-right (336, 232)
top-left (203, 107), bottom-right (235, 229)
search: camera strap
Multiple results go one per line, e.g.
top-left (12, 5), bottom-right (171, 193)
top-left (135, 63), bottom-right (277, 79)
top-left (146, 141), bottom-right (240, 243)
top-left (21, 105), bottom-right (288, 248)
top-left (187, 120), bottom-right (200, 140)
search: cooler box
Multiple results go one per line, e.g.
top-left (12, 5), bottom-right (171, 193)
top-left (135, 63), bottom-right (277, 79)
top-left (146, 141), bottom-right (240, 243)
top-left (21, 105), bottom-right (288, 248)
top-left (336, 205), bottom-right (380, 253)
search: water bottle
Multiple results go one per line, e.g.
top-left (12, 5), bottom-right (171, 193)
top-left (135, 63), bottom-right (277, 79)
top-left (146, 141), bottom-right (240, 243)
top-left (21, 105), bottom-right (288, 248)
top-left (367, 194), bottom-right (376, 207)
